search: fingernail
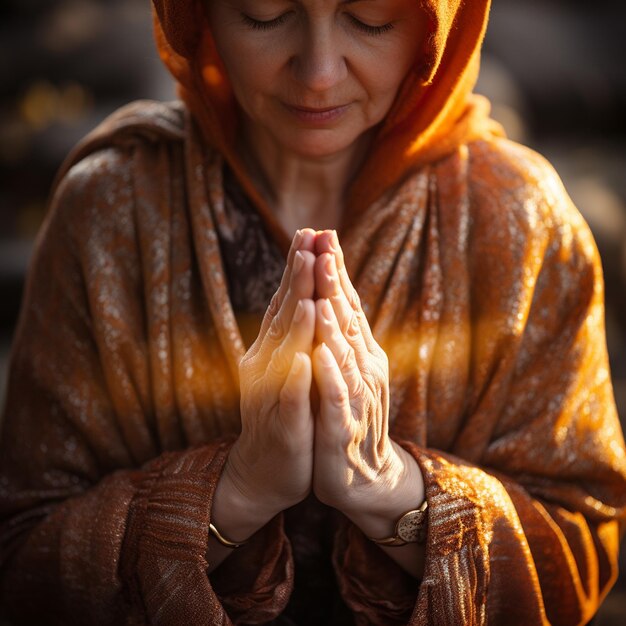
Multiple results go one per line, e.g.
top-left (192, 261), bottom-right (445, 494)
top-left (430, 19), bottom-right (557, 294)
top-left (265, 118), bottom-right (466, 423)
top-left (329, 230), bottom-right (338, 252)
top-left (321, 299), bottom-right (333, 321)
top-left (293, 251), bottom-right (305, 274)
top-left (320, 343), bottom-right (333, 365)
top-left (293, 229), bottom-right (303, 248)
top-left (294, 300), bottom-right (305, 322)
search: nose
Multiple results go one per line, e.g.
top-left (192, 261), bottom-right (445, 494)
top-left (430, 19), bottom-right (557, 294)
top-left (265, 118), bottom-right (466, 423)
top-left (291, 21), bottom-right (348, 92)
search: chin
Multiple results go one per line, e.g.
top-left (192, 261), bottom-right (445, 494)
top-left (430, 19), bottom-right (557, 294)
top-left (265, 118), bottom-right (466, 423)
top-left (280, 128), bottom-right (362, 160)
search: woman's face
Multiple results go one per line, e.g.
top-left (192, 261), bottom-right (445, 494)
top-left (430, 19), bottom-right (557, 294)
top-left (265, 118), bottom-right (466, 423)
top-left (206, 0), bottom-right (427, 158)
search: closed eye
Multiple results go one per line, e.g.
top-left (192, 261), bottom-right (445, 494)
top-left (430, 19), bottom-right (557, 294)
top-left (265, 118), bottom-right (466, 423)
top-left (347, 14), bottom-right (394, 36)
top-left (240, 11), bottom-right (394, 36)
top-left (241, 12), bottom-right (292, 31)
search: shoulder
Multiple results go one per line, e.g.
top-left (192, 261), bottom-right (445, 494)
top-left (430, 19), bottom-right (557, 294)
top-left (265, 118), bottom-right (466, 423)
top-left (465, 137), bottom-right (598, 267)
top-left (467, 137), bottom-right (587, 234)
top-left (459, 139), bottom-right (603, 347)
top-left (36, 102), bottom-right (181, 262)
top-left (51, 147), bottom-right (133, 234)
top-left (68, 99), bottom-right (188, 155)
top-left (48, 100), bottom-right (205, 234)
top-left (54, 99), bottom-right (186, 185)
top-left (53, 98), bottom-right (221, 190)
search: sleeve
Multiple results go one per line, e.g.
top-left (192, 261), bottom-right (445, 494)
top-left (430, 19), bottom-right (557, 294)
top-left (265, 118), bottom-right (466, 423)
top-left (0, 147), bottom-right (293, 625)
top-left (329, 142), bottom-right (626, 625)
top-left (332, 518), bottom-right (418, 625)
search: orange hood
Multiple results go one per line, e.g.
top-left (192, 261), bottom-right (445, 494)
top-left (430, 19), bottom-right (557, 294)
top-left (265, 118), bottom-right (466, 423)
top-left (151, 0), bottom-right (503, 243)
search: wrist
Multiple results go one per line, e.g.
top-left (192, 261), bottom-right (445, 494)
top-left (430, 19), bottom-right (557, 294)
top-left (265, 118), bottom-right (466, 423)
top-left (212, 462), bottom-right (281, 543)
top-left (343, 443), bottom-right (425, 539)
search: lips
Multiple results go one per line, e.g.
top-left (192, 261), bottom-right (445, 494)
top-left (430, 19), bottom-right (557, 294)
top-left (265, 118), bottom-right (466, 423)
top-left (290, 105), bottom-right (347, 113)
top-left (283, 102), bottom-right (351, 124)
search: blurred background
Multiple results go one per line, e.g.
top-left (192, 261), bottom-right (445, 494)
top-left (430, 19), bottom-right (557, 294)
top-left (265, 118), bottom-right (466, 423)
top-left (0, 0), bottom-right (624, 622)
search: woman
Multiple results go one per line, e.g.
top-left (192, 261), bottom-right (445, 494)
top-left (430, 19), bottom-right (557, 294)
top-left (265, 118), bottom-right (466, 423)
top-left (1, 0), bottom-right (625, 624)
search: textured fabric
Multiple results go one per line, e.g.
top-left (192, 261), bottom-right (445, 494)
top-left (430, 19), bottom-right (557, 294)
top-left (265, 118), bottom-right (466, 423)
top-left (1, 99), bottom-right (625, 625)
top-left (151, 0), bottom-right (504, 249)
top-left (1, 0), bottom-right (625, 623)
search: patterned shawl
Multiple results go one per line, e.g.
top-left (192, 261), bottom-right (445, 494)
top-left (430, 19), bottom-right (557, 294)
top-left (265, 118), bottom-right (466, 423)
top-left (0, 1), bottom-right (625, 624)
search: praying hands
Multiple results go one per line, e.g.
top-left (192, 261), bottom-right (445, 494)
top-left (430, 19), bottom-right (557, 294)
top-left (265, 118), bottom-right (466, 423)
top-left (210, 228), bottom-right (426, 577)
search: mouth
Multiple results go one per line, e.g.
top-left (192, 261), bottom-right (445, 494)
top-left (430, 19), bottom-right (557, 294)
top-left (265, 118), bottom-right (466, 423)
top-left (283, 102), bottom-right (351, 124)
top-left (291, 104), bottom-right (347, 112)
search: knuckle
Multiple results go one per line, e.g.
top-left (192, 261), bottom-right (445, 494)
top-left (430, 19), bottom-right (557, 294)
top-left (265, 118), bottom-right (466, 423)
top-left (349, 288), bottom-right (361, 310)
top-left (268, 292), bottom-right (280, 316)
top-left (356, 309), bottom-right (370, 331)
top-left (267, 313), bottom-right (285, 342)
top-left (338, 345), bottom-right (357, 373)
top-left (345, 310), bottom-right (361, 340)
top-left (330, 385), bottom-right (350, 410)
top-left (269, 345), bottom-right (291, 378)
top-left (238, 356), bottom-right (255, 381)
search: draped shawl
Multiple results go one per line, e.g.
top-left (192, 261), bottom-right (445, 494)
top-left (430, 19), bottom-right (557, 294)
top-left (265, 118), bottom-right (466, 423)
top-left (1, 1), bottom-right (625, 625)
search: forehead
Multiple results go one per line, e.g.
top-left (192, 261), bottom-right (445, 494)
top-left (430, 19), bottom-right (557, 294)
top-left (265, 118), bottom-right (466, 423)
top-left (232, 0), bottom-right (384, 5)
top-left (224, 0), bottom-right (414, 14)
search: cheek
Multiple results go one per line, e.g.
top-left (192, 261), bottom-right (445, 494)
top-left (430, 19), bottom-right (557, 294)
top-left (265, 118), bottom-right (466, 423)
top-left (359, 34), bottom-right (423, 112)
top-left (356, 53), bottom-right (411, 113)
top-left (213, 33), bottom-right (284, 105)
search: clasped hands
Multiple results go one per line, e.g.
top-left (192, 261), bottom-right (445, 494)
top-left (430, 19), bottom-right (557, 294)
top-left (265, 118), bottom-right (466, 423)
top-left (222, 229), bottom-right (424, 539)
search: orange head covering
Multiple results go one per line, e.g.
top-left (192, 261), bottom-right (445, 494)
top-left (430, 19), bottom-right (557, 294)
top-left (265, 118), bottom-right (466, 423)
top-left (151, 0), bottom-right (503, 241)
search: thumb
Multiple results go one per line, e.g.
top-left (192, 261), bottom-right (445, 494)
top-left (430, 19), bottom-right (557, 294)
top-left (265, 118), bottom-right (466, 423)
top-left (278, 352), bottom-right (313, 428)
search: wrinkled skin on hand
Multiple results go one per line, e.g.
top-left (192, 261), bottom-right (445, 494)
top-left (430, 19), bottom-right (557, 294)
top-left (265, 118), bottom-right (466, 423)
top-left (310, 231), bottom-right (413, 519)
top-left (224, 228), bottom-right (420, 521)
top-left (225, 229), bottom-right (317, 518)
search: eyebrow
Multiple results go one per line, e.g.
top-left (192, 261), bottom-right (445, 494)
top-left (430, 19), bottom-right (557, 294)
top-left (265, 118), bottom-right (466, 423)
top-left (284, 0), bottom-right (377, 5)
